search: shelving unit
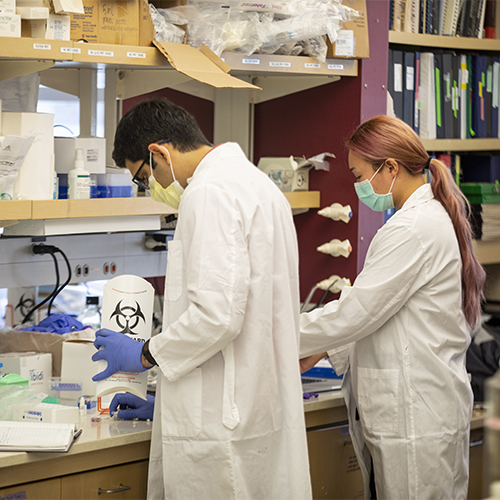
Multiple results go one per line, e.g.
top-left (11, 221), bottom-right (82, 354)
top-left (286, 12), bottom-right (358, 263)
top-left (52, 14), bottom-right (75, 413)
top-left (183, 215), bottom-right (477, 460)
top-left (0, 191), bottom-right (320, 222)
top-left (421, 138), bottom-right (500, 151)
top-left (388, 31), bottom-right (500, 51)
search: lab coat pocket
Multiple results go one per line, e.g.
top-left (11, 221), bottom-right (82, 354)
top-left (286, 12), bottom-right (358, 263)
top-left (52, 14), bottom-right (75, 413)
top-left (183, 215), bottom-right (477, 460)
top-left (161, 368), bottom-right (202, 438)
top-left (166, 240), bottom-right (183, 301)
top-left (357, 367), bottom-right (399, 436)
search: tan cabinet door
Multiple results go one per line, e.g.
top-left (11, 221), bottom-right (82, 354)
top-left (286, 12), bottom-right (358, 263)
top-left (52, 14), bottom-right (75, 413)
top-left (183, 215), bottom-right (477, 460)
top-left (61, 460), bottom-right (148, 500)
top-left (0, 477), bottom-right (61, 500)
top-left (307, 424), bottom-right (364, 500)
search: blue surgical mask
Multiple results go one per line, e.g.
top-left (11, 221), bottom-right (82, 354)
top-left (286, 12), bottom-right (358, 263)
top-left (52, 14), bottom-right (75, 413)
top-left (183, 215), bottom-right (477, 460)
top-left (354, 163), bottom-right (396, 212)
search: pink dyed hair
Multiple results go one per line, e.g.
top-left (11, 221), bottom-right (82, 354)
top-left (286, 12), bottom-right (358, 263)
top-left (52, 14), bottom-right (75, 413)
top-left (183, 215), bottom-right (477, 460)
top-left (346, 115), bottom-right (485, 329)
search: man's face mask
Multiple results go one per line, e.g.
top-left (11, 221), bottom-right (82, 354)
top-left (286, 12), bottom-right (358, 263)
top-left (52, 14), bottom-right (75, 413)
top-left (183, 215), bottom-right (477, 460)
top-left (148, 146), bottom-right (184, 210)
top-left (354, 163), bottom-right (396, 212)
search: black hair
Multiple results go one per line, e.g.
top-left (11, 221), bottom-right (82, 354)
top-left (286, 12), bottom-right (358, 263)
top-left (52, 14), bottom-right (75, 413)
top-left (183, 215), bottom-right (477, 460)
top-left (112, 99), bottom-right (212, 167)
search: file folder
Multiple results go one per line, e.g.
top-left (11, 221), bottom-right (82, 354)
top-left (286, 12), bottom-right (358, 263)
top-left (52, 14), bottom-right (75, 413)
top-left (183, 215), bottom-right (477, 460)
top-left (442, 52), bottom-right (454, 138)
top-left (435, 52), bottom-right (445, 138)
top-left (472, 54), bottom-right (487, 138)
top-left (420, 52), bottom-right (437, 139)
top-left (414, 51), bottom-right (421, 135)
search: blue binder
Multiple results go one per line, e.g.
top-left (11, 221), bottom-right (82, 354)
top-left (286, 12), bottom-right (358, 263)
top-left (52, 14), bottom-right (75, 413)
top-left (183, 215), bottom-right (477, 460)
top-left (471, 54), bottom-right (487, 139)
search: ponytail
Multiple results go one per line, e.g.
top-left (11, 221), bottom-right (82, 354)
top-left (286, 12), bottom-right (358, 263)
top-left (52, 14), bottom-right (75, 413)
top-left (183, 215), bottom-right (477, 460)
top-left (347, 115), bottom-right (485, 329)
top-left (428, 159), bottom-right (485, 329)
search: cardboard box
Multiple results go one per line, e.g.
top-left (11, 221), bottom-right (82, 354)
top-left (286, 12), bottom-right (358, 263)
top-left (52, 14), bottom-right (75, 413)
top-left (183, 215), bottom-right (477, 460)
top-left (0, 352), bottom-right (52, 394)
top-left (55, 137), bottom-right (106, 174)
top-left (327, 0), bottom-right (369, 59)
top-left (0, 0), bottom-right (15, 14)
top-left (14, 402), bottom-right (80, 423)
top-left (53, 0), bottom-right (84, 14)
top-left (0, 13), bottom-right (20, 37)
top-left (2, 112), bottom-right (55, 200)
top-left (70, 0), bottom-right (154, 45)
top-left (17, 6), bottom-right (49, 18)
top-left (258, 156), bottom-right (310, 192)
top-left (61, 340), bottom-right (98, 397)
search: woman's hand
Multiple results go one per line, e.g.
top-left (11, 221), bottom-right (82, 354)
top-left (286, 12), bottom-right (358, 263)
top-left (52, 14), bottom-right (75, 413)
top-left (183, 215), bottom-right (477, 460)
top-left (299, 352), bottom-right (328, 374)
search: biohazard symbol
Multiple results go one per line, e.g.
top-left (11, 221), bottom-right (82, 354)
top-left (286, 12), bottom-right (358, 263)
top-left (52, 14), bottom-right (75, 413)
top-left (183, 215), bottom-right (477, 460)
top-left (15, 293), bottom-right (35, 319)
top-left (109, 300), bottom-right (145, 335)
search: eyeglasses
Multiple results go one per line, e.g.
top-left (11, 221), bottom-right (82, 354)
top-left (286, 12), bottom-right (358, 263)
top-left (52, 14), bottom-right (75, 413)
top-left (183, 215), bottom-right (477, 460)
top-left (132, 158), bottom-right (150, 191)
top-left (131, 140), bottom-right (171, 190)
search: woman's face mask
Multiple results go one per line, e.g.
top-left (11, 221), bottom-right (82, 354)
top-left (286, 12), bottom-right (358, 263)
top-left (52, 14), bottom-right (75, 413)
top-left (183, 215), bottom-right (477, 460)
top-left (148, 146), bottom-right (184, 210)
top-left (354, 163), bottom-right (396, 212)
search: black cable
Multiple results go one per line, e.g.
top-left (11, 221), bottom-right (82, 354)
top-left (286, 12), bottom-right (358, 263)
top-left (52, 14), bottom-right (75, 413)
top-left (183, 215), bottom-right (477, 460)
top-left (22, 251), bottom-right (60, 323)
top-left (308, 279), bottom-right (339, 312)
top-left (47, 248), bottom-right (72, 315)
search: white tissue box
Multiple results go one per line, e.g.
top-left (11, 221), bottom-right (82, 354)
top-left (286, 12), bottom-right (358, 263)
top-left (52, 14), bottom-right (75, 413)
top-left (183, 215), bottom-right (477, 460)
top-left (257, 157), bottom-right (310, 192)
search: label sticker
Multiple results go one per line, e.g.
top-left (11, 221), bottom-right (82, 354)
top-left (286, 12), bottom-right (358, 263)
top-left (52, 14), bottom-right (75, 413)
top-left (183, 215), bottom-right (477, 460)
top-left (61, 47), bottom-right (80, 54)
top-left (88, 50), bottom-right (114, 57)
top-left (127, 52), bottom-right (146, 59)
top-left (242, 58), bottom-right (260, 65)
top-left (33, 44), bottom-right (51, 50)
top-left (305, 63), bottom-right (321, 69)
top-left (328, 64), bottom-right (344, 70)
top-left (270, 61), bottom-right (291, 68)
top-left (335, 30), bottom-right (354, 57)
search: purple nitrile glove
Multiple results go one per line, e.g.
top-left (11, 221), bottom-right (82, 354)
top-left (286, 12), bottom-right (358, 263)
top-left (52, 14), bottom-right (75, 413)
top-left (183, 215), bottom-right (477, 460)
top-left (110, 393), bottom-right (155, 420)
top-left (92, 328), bottom-right (145, 381)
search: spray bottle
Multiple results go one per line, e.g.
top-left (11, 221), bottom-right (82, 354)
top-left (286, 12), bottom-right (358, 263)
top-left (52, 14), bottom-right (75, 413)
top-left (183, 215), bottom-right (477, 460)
top-left (68, 149), bottom-right (90, 199)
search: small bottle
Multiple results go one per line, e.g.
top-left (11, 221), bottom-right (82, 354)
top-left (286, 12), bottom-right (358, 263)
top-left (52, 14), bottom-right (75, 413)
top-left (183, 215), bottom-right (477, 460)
top-left (68, 149), bottom-right (90, 199)
top-left (78, 296), bottom-right (101, 330)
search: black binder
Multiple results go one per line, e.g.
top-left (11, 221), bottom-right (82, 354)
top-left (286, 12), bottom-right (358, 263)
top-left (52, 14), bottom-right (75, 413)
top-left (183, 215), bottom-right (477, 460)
top-left (434, 52), bottom-right (445, 138)
top-left (442, 52), bottom-right (454, 138)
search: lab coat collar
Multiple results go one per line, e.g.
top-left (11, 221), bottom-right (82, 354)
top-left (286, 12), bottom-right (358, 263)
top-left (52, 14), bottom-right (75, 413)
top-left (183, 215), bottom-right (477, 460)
top-left (398, 183), bottom-right (433, 213)
top-left (187, 142), bottom-right (246, 185)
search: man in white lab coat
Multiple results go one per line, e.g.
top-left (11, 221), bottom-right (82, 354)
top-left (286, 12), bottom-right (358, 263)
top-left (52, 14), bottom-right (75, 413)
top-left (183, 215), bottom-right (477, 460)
top-left (92, 99), bottom-right (312, 500)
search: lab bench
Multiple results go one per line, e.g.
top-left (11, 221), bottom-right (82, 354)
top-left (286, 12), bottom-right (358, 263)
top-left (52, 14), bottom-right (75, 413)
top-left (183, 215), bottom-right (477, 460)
top-left (0, 392), bottom-right (487, 500)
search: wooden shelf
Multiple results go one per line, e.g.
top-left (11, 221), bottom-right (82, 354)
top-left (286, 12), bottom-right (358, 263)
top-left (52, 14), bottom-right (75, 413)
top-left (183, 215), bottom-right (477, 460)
top-left (31, 198), bottom-right (176, 219)
top-left (0, 37), bottom-right (355, 78)
top-left (1, 192), bottom-right (320, 222)
top-left (0, 200), bottom-right (32, 221)
top-left (389, 31), bottom-right (500, 51)
top-left (222, 52), bottom-right (358, 77)
top-left (421, 138), bottom-right (500, 152)
top-left (284, 191), bottom-right (321, 209)
top-left (473, 240), bottom-right (500, 265)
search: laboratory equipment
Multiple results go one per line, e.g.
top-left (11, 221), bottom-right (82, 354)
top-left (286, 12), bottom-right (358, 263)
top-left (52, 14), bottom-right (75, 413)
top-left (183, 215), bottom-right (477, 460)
top-left (317, 238), bottom-right (352, 258)
top-left (78, 296), bottom-right (101, 330)
top-left (318, 203), bottom-right (352, 223)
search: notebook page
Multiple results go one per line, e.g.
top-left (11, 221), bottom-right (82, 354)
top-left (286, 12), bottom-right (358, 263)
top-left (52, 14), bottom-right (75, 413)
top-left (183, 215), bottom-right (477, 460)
top-left (0, 421), bottom-right (74, 449)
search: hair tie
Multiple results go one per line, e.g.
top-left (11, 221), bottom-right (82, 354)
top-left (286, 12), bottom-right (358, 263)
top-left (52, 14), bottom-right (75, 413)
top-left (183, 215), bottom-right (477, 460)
top-left (424, 157), bottom-right (432, 169)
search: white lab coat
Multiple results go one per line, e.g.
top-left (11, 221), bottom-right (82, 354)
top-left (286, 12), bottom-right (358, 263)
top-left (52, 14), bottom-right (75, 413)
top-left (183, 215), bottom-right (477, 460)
top-left (148, 143), bottom-right (312, 500)
top-left (300, 184), bottom-right (473, 500)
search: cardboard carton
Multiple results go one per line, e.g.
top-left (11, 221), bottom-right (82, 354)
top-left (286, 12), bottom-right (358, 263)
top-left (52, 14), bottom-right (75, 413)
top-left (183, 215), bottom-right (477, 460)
top-left (0, 352), bottom-right (52, 394)
top-left (258, 156), bottom-right (311, 192)
top-left (327, 0), bottom-right (369, 59)
top-left (2, 112), bottom-right (55, 200)
top-left (70, 0), bottom-right (154, 46)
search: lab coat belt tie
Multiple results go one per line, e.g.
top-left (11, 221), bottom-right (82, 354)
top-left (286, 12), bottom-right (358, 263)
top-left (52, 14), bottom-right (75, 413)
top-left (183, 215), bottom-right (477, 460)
top-left (222, 342), bottom-right (240, 430)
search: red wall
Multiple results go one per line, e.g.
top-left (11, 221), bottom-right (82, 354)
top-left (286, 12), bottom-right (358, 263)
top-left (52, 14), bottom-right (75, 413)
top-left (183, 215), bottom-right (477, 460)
top-left (253, 78), bottom-right (363, 302)
top-left (123, 88), bottom-right (215, 143)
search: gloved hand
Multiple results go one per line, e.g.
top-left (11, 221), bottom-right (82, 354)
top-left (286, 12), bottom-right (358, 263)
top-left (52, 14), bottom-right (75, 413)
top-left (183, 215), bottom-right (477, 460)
top-left (92, 329), bottom-right (146, 381)
top-left (110, 393), bottom-right (155, 420)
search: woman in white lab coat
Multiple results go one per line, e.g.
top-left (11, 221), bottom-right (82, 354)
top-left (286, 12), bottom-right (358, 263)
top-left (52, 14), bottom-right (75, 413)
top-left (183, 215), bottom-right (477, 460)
top-left (300, 116), bottom-right (486, 500)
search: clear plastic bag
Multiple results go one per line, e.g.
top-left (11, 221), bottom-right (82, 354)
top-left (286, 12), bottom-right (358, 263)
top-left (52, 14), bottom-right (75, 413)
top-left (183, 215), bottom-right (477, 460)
top-left (0, 385), bottom-right (46, 421)
top-left (150, 4), bottom-right (185, 44)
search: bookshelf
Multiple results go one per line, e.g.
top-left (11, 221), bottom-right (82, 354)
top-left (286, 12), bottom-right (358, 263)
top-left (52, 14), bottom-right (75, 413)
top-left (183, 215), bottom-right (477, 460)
top-left (389, 31), bottom-right (500, 51)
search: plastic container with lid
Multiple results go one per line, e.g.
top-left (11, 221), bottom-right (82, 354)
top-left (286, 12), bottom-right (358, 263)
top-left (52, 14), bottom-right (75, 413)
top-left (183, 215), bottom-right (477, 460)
top-left (78, 296), bottom-right (101, 330)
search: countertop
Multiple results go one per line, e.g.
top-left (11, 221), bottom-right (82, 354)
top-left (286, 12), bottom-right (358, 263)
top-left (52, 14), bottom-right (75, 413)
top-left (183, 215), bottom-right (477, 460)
top-left (0, 389), bottom-right (486, 477)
